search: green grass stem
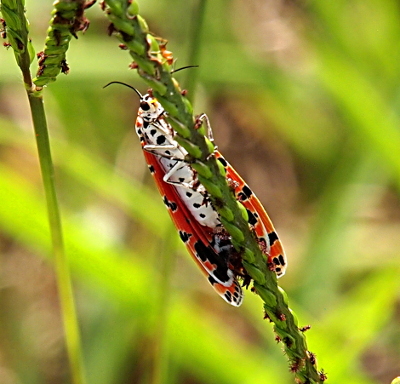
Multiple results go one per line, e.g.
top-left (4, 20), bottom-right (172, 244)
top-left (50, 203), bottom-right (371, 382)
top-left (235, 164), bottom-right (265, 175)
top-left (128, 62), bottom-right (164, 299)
top-left (28, 93), bottom-right (87, 384)
top-left (0, 1), bottom-right (88, 383)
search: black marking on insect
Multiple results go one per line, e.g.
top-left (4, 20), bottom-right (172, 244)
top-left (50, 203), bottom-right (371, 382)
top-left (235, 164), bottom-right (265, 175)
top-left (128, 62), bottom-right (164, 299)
top-left (194, 241), bottom-right (231, 283)
top-left (179, 230), bottom-right (192, 243)
top-left (224, 291), bottom-right (232, 302)
top-left (247, 209), bottom-right (258, 226)
top-left (241, 185), bottom-right (252, 198)
top-left (268, 231), bottom-right (279, 245)
top-left (217, 156), bottom-right (228, 168)
top-left (156, 135), bottom-right (166, 145)
top-left (163, 195), bottom-right (178, 212)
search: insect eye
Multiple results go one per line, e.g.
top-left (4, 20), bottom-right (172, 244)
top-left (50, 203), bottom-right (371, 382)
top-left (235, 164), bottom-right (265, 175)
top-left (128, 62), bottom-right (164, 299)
top-left (140, 102), bottom-right (150, 111)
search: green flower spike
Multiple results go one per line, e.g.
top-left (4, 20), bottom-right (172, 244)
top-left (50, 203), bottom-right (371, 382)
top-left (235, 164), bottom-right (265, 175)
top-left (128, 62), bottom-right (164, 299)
top-left (102, 1), bottom-right (325, 382)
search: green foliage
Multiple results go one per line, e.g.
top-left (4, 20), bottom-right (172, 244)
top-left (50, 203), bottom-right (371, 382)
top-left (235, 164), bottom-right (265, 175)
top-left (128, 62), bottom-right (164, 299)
top-left (0, 0), bottom-right (399, 384)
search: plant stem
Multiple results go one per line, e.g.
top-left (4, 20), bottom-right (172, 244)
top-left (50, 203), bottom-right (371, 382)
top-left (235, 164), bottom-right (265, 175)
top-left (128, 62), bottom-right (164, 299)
top-left (149, 225), bottom-right (176, 384)
top-left (28, 93), bottom-right (87, 384)
top-left (0, 0), bottom-right (89, 381)
top-left (102, 1), bottom-right (325, 382)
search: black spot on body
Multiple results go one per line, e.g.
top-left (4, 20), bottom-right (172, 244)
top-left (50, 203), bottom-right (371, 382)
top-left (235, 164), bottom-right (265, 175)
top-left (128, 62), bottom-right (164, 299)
top-left (156, 135), bottom-right (166, 145)
top-left (140, 102), bottom-right (150, 111)
top-left (143, 121), bottom-right (149, 128)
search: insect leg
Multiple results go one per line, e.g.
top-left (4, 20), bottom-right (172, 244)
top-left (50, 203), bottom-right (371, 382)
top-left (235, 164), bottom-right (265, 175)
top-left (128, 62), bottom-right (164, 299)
top-left (195, 113), bottom-right (214, 142)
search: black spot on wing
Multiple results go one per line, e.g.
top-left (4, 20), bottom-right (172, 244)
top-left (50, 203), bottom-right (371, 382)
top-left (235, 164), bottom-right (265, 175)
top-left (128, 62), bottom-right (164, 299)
top-left (273, 254), bottom-right (286, 267)
top-left (194, 241), bottom-right (230, 283)
top-left (143, 121), bottom-right (149, 128)
top-left (237, 192), bottom-right (247, 201)
top-left (247, 209), bottom-right (258, 226)
top-left (179, 231), bottom-right (192, 243)
top-left (156, 135), bottom-right (166, 145)
top-left (148, 165), bottom-right (155, 174)
top-left (162, 195), bottom-right (178, 212)
top-left (186, 192), bottom-right (193, 198)
top-left (217, 156), bottom-right (228, 168)
top-left (242, 185), bottom-right (253, 198)
top-left (150, 129), bottom-right (157, 136)
top-left (224, 291), bottom-right (232, 302)
top-left (268, 231), bottom-right (279, 245)
top-left (193, 203), bottom-right (201, 209)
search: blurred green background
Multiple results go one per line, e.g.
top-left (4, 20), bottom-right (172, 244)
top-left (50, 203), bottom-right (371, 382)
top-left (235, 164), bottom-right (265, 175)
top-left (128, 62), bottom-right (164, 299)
top-left (1, 0), bottom-right (400, 383)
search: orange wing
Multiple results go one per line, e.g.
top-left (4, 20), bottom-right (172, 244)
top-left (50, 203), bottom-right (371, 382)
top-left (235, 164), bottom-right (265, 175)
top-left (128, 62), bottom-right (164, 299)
top-left (215, 151), bottom-right (287, 277)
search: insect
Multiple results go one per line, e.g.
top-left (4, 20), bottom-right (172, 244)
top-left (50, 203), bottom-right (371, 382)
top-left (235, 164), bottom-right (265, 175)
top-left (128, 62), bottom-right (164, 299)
top-left (105, 82), bottom-right (287, 306)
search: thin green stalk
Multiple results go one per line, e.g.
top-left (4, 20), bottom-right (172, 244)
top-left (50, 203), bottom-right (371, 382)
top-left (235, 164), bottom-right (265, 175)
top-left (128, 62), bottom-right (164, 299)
top-left (151, 3), bottom-right (207, 382)
top-left (102, 1), bottom-right (325, 382)
top-left (1, 1), bottom-right (87, 383)
top-left (28, 94), bottom-right (86, 384)
top-left (185, 0), bottom-right (208, 101)
top-left (149, 225), bottom-right (176, 384)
